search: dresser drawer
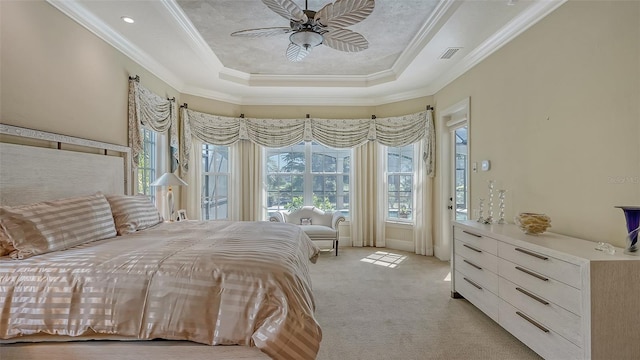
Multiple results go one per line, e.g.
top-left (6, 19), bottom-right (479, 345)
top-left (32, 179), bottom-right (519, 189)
top-left (454, 270), bottom-right (499, 322)
top-left (455, 254), bottom-right (498, 294)
top-left (454, 227), bottom-right (498, 255)
top-left (499, 277), bottom-right (582, 348)
top-left (498, 241), bottom-right (581, 289)
top-left (454, 239), bottom-right (498, 273)
top-left (499, 258), bottom-right (582, 316)
top-left (499, 299), bottom-right (582, 360)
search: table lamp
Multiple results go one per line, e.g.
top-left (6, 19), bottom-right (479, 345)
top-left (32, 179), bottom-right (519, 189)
top-left (151, 172), bottom-right (188, 221)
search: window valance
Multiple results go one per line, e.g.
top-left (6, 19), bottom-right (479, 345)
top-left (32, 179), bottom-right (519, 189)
top-left (180, 107), bottom-right (434, 177)
top-left (128, 78), bottom-right (178, 168)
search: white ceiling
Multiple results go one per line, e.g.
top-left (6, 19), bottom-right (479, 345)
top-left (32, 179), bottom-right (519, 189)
top-left (48, 0), bottom-right (565, 106)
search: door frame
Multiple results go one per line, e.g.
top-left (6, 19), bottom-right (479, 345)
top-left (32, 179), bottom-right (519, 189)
top-left (434, 97), bottom-right (470, 261)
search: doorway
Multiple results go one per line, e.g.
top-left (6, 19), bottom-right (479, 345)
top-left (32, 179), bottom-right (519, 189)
top-left (435, 97), bottom-right (470, 261)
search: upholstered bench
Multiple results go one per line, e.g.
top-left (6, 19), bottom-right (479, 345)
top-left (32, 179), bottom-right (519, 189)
top-left (269, 206), bottom-right (345, 255)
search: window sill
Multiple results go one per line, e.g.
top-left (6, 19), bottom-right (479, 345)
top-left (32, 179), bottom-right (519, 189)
top-left (385, 220), bottom-right (414, 228)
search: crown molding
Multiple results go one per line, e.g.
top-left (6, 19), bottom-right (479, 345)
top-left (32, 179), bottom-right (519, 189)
top-left (160, 0), bottom-right (224, 69)
top-left (390, 0), bottom-right (460, 78)
top-left (423, 0), bottom-right (568, 95)
top-left (218, 69), bottom-right (398, 88)
top-left (46, 0), bottom-right (185, 92)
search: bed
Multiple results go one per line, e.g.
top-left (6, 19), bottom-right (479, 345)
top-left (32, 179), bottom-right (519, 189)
top-left (0, 124), bottom-right (322, 360)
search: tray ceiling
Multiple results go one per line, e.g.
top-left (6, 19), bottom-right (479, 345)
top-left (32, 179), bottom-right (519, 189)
top-left (47, 0), bottom-right (566, 105)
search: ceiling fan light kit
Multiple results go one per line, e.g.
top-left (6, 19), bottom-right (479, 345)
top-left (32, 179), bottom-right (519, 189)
top-left (231, 0), bottom-right (375, 61)
top-left (290, 29), bottom-right (323, 49)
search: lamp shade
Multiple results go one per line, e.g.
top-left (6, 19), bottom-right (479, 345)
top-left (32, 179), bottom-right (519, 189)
top-left (150, 172), bottom-right (188, 187)
top-left (290, 30), bottom-right (323, 49)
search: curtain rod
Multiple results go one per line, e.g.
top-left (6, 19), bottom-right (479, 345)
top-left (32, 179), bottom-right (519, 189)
top-left (180, 103), bottom-right (188, 109)
top-left (128, 75), bottom-right (140, 82)
top-left (371, 115), bottom-right (376, 119)
top-left (426, 105), bottom-right (433, 110)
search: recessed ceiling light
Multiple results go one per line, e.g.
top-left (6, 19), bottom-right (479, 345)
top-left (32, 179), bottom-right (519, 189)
top-left (121, 16), bottom-right (134, 24)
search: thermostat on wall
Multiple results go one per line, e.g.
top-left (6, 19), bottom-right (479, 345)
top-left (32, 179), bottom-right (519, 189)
top-left (481, 160), bottom-right (491, 171)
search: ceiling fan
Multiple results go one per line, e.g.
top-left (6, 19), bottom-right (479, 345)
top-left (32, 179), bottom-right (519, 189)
top-left (231, 0), bottom-right (375, 62)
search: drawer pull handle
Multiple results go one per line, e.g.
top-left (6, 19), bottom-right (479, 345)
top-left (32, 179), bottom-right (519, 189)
top-left (462, 230), bottom-right (482, 238)
top-left (463, 259), bottom-right (482, 270)
top-left (515, 266), bottom-right (549, 281)
top-left (516, 287), bottom-right (550, 305)
top-left (515, 247), bottom-right (549, 261)
top-left (463, 277), bottom-right (482, 290)
top-left (516, 311), bottom-right (550, 333)
top-left (463, 244), bottom-right (482, 253)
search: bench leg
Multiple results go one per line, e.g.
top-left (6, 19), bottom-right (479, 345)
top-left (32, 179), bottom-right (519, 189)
top-left (335, 239), bottom-right (339, 256)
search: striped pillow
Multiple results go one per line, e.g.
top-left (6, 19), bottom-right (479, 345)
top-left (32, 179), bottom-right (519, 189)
top-left (0, 193), bottom-right (117, 259)
top-left (106, 195), bottom-right (163, 235)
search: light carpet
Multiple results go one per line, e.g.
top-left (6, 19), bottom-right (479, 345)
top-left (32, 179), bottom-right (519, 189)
top-left (0, 247), bottom-right (540, 360)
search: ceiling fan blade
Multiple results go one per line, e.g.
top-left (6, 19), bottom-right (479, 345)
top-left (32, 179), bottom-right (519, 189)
top-left (261, 0), bottom-right (308, 23)
top-left (323, 28), bottom-right (368, 52)
top-left (231, 27), bottom-right (292, 38)
top-left (314, 0), bottom-right (374, 28)
top-left (286, 42), bottom-right (311, 62)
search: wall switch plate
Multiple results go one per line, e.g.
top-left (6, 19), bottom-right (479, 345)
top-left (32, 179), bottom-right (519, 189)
top-left (481, 160), bottom-right (491, 171)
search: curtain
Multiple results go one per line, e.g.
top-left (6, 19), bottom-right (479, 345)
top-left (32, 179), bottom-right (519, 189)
top-left (127, 78), bottom-right (178, 169)
top-left (181, 109), bottom-right (429, 158)
top-left (350, 142), bottom-right (385, 247)
top-left (185, 137), bottom-right (203, 221)
top-left (414, 109), bottom-right (435, 255)
top-left (180, 106), bottom-right (435, 253)
top-left (230, 140), bottom-right (264, 221)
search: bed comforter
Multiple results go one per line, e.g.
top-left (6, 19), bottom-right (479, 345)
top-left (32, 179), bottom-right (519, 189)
top-left (0, 220), bottom-right (322, 359)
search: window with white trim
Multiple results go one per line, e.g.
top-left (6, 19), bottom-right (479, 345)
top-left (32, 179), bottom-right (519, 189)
top-left (201, 144), bottom-right (229, 220)
top-left (137, 128), bottom-right (157, 203)
top-left (266, 142), bottom-right (350, 218)
top-left (386, 144), bottom-right (414, 221)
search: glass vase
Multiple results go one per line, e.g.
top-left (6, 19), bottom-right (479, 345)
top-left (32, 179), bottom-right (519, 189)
top-left (616, 206), bottom-right (640, 255)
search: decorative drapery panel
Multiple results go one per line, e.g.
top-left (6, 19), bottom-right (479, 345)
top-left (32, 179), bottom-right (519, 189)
top-left (373, 111), bottom-right (428, 147)
top-left (424, 109), bottom-right (435, 177)
top-left (184, 137), bottom-right (203, 221)
top-left (310, 118), bottom-right (372, 148)
top-left (181, 108), bottom-right (433, 171)
top-left (350, 142), bottom-right (385, 248)
top-left (128, 78), bottom-right (178, 169)
top-left (230, 141), bottom-right (265, 221)
top-left (414, 109), bottom-right (435, 255)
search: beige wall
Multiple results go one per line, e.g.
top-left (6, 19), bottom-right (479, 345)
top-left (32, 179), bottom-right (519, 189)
top-left (1, 1), bottom-right (180, 146)
top-left (434, 0), bottom-right (640, 247)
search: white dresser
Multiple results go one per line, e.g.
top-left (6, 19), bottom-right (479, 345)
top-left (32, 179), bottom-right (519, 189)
top-left (452, 220), bottom-right (640, 359)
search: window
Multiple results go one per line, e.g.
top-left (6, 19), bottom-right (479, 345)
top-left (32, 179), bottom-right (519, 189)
top-left (454, 127), bottom-right (468, 220)
top-left (266, 142), bottom-right (350, 218)
top-left (137, 128), bottom-right (157, 203)
top-left (201, 144), bottom-right (229, 220)
top-left (386, 144), bottom-right (414, 221)
top-left (311, 143), bottom-right (350, 216)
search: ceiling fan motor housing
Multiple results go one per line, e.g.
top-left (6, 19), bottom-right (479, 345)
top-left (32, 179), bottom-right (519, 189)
top-left (289, 10), bottom-right (324, 49)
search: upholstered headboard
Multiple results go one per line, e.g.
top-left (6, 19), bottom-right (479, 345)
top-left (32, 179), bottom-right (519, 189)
top-left (0, 124), bottom-right (132, 206)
